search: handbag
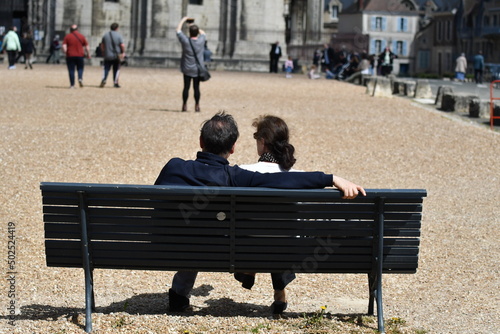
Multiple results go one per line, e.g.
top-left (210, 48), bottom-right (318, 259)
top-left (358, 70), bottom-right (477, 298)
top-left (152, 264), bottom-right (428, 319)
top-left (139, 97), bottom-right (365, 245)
top-left (189, 38), bottom-right (210, 82)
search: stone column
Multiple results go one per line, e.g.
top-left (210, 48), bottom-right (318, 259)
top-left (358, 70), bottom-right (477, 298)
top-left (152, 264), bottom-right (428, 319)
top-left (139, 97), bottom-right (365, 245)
top-left (218, 0), bottom-right (228, 57)
top-left (306, 0), bottom-right (321, 42)
top-left (91, 0), bottom-right (105, 35)
top-left (62, 0), bottom-right (79, 29)
top-left (151, 0), bottom-right (169, 38)
top-left (239, 0), bottom-right (247, 41)
top-left (290, 0), bottom-right (306, 45)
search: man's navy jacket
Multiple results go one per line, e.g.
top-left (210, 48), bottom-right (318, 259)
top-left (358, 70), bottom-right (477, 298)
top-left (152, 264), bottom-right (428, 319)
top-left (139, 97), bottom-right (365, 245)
top-left (155, 151), bottom-right (332, 188)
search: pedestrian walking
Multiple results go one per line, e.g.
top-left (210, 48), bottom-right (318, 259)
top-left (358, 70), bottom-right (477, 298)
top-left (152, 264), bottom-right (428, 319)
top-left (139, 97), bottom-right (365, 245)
top-left (21, 32), bottom-right (36, 69)
top-left (46, 35), bottom-right (61, 64)
top-left (62, 24), bottom-right (91, 88)
top-left (1, 26), bottom-right (21, 69)
top-left (473, 50), bottom-right (484, 85)
top-left (455, 53), bottom-right (467, 82)
top-left (99, 22), bottom-right (125, 88)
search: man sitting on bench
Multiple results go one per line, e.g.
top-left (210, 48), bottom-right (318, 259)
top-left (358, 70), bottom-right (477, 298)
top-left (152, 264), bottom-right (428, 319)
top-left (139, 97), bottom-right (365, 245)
top-left (155, 111), bottom-right (366, 313)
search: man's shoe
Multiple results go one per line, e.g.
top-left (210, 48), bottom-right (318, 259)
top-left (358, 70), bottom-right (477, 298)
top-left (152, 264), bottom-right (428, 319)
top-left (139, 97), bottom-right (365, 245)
top-left (271, 301), bottom-right (288, 315)
top-left (78, 79), bottom-right (83, 87)
top-left (100, 80), bottom-right (106, 88)
top-left (168, 289), bottom-right (190, 312)
top-left (234, 273), bottom-right (255, 290)
top-left (114, 83), bottom-right (120, 88)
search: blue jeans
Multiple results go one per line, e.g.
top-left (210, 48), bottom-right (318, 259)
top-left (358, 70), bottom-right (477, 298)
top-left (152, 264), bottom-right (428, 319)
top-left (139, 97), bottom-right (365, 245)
top-left (103, 58), bottom-right (121, 83)
top-left (66, 57), bottom-right (84, 86)
top-left (7, 51), bottom-right (17, 67)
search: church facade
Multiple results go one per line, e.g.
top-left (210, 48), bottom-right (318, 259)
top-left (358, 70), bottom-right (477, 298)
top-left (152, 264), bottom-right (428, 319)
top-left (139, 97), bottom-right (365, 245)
top-left (27, 0), bottom-right (334, 71)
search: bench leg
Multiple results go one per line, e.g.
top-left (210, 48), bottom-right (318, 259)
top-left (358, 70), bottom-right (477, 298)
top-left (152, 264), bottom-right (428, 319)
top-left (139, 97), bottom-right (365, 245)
top-left (368, 273), bottom-right (385, 333)
top-left (370, 197), bottom-right (386, 333)
top-left (375, 277), bottom-right (384, 334)
top-left (84, 267), bottom-right (94, 333)
top-left (78, 191), bottom-right (94, 333)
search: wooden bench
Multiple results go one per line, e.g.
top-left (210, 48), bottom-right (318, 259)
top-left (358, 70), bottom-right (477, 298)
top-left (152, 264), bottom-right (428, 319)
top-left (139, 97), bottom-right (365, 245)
top-left (41, 182), bottom-right (427, 333)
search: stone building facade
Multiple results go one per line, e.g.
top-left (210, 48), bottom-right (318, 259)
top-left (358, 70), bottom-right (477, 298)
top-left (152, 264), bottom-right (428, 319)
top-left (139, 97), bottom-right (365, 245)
top-left (26, 0), bottom-right (332, 71)
top-left (338, 0), bottom-right (420, 76)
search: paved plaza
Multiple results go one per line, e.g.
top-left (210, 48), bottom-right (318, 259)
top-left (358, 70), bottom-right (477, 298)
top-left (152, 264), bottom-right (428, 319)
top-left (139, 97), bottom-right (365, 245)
top-left (0, 64), bottom-right (498, 333)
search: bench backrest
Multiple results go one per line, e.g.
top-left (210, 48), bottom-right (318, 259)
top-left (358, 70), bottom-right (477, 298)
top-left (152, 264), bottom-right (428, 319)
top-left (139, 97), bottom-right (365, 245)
top-left (42, 183), bottom-right (426, 275)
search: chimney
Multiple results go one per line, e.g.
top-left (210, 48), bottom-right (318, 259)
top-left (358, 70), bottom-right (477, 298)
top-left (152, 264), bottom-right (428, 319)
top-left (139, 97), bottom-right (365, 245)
top-left (359, 0), bottom-right (364, 11)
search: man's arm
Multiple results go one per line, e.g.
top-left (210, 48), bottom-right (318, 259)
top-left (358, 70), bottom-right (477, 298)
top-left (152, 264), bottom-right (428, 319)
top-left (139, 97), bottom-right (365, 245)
top-left (85, 43), bottom-right (91, 59)
top-left (332, 175), bottom-right (366, 199)
top-left (232, 166), bottom-right (365, 199)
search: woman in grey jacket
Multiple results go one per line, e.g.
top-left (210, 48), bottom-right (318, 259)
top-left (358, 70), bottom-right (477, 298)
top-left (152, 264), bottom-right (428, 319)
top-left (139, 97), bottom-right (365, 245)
top-left (176, 17), bottom-right (206, 112)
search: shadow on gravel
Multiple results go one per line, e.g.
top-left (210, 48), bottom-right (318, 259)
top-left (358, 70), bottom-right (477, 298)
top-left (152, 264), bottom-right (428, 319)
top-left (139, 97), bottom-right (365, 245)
top-left (0, 284), bottom-right (376, 331)
top-left (149, 108), bottom-right (184, 112)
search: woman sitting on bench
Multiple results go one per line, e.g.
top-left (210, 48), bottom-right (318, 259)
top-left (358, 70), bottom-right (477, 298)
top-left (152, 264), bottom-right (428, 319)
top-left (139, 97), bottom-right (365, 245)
top-left (236, 115), bottom-right (301, 315)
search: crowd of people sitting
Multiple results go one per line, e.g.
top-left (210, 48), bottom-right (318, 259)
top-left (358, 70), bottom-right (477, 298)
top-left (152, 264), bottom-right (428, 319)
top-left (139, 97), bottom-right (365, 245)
top-left (308, 44), bottom-right (397, 82)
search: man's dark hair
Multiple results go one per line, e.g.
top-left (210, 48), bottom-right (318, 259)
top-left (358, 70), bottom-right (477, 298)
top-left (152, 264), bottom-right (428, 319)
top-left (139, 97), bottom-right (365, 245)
top-left (110, 23), bottom-right (119, 31)
top-left (200, 111), bottom-right (239, 156)
top-left (189, 25), bottom-right (199, 38)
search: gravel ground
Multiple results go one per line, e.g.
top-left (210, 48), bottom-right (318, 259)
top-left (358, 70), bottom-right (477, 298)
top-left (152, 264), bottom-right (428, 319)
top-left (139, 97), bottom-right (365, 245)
top-left (0, 65), bottom-right (499, 334)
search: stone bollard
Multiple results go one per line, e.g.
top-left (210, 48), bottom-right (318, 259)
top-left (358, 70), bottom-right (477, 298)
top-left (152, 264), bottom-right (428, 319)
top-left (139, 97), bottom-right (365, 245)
top-left (441, 93), bottom-right (455, 111)
top-left (392, 80), bottom-right (401, 94)
top-left (441, 93), bottom-right (478, 112)
top-left (435, 86), bottom-right (454, 107)
top-left (397, 81), bottom-right (406, 95)
top-left (372, 77), bottom-right (393, 98)
top-left (414, 79), bottom-right (433, 99)
top-left (404, 81), bottom-right (416, 97)
top-left (366, 77), bottom-right (376, 95)
top-left (469, 98), bottom-right (490, 118)
top-left (361, 74), bottom-right (372, 86)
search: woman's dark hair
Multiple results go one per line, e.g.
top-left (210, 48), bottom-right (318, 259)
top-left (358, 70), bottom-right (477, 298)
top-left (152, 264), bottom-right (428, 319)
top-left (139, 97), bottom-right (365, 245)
top-left (253, 115), bottom-right (296, 170)
top-left (189, 25), bottom-right (199, 37)
top-left (201, 111), bottom-right (239, 156)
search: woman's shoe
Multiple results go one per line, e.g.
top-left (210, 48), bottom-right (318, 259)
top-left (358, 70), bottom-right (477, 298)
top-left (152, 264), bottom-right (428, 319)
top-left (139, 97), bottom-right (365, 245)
top-left (195, 104), bottom-right (200, 112)
top-left (182, 104), bottom-right (187, 112)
